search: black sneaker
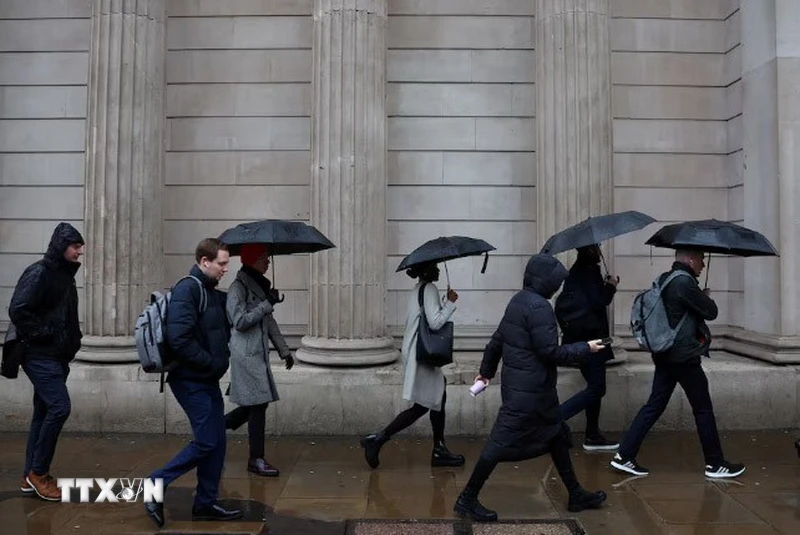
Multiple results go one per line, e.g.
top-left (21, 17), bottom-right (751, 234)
top-left (610, 453), bottom-right (649, 476)
top-left (705, 461), bottom-right (746, 479)
top-left (191, 503), bottom-right (244, 521)
top-left (583, 435), bottom-right (619, 452)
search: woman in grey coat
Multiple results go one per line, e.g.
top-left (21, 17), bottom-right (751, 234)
top-left (225, 244), bottom-right (294, 477)
top-left (359, 262), bottom-right (464, 469)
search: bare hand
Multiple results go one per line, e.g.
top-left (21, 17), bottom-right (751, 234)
top-left (447, 288), bottom-right (459, 303)
top-left (587, 339), bottom-right (606, 353)
top-left (606, 275), bottom-right (620, 287)
top-left (474, 375), bottom-right (489, 385)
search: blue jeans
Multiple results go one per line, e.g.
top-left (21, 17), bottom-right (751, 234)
top-left (619, 359), bottom-right (723, 465)
top-left (23, 357), bottom-right (71, 476)
top-left (559, 359), bottom-right (607, 438)
top-left (150, 380), bottom-right (226, 508)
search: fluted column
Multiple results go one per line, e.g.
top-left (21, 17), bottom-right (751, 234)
top-left (78, 0), bottom-right (166, 362)
top-left (296, 0), bottom-right (398, 366)
top-left (535, 0), bottom-right (613, 257)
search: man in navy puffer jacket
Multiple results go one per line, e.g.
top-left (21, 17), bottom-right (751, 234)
top-left (144, 238), bottom-right (242, 528)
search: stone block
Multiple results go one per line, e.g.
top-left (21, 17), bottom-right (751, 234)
top-left (0, 0), bottom-right (92, 18)
top-left (163, 184), bottom-right (309, 220)
top-left (166, 151), bottom-right (310, 186)
top-left (777, 0), bottom-right (800, 57)
top-left (778, 58), bottom-right (800, 121)
top-left (612, 52), bottom-right (724, 86)
top-left (0, 253), bottom-right (85, 287)
top-left (727, 9), bottom-right (742, 51)
top-left (611, 19), bottom-right (726, 53)
top-left (613, 86), bottom-right (728, 120)
top-left (387, 83), bottom-right (534, 117)
top-left (167, 16), bottom-right (311, 49)
top-left (741, 0), bottom-right (776, 75)
top-left (613, 119), bottom-right (728, 154)
top-left (388, 118), bottom-right (475, 150)
top-left (0, 86), bottom-right (86, 119)
top-left (0, 153), bottom-right (84, 186)
top-left (389, 0), bottom-right (534, 16)
top-left (167, 49), bottom-right (311, 83)
top-left (475, 118), bottom-right (535, 151)
top-left (610, 0), bottom-right (730, 19)
top-left (0, 119), bottom-right (85, 152)
top-left (0, 220), bottom-right (84, 254)
top-left (387, 50), bottom-right (472, 82)
top-left (387, 220), bottom-right (537, 256)
top-left (167, 0), bottom-right (312, 16)
top-left (614, 153), bottom-right (729, 188)
top-left (726, 44), bottom-right (743, 86)
top-left (388, 16), bottom-right (533, 49)
top-left (389, 151), bottom-right (536, 186)
top-left (728, 115), bottom-right (743, 153)
top-left (0, 186), bottom-right (83, 220)
top-left (167, 117), bottom-right (310, 151)
top-left (726, 81), bottom-right (743, 121)
top-left (727, 150), bottom-right (744, 187)
top-left (471, 50), bottom-right (535, 83)
top-left (0, 52), bottom-right (88, 85)
top-left (167, 83), bottom-right (310, 117)
top-left (615, 255), bottom-right (733, 293)
top-left (0, 19), bottom-right (89, 52)
top-left (614, 187), bottom-right (728, 223)
top-left (388, 185), bottom-right (534, 222)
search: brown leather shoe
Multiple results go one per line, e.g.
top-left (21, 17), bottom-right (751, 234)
top-left (20, 476), bottom-right (34, 494)
top-left (26, 472), bottom-right (61, 501)
top-left (247, 458), bottom-right (279, 477)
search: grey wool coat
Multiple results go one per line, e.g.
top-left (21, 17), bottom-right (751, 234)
top-left (226, 269), bottom-right (291, 406)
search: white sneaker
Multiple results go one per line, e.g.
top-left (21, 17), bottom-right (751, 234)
top-left (705, 461), bottom-right (746, 479)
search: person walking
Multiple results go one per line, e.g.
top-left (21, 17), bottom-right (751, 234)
top-left (454, 254), bottom-right (608, 521)
top-left (360, 262), bottom-right (464, 469)
top-left (556, 244), bottom-right (619, 451)
top-left (9, 223), bottom-right (85, 501)
top-left (610, 249), bottom-right (745, 479)
top-left (224, 244), bottom-right (294, 477)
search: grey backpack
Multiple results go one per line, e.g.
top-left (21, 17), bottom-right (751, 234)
top-left (134, 276), bottom-right (207, 385)
top-left (630, 271), bottom-right (690, 353)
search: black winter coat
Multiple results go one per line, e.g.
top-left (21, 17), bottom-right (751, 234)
top-left (9, 223), bottom-right (84, 362)
top-left (654, 262), bottom-right (717, 364)
top-left (555, 259), bottom-right (616, 362)
top-left (479, 254), bottom-right (592, 463)
top-left (166, 265), bottom-right (231, 384)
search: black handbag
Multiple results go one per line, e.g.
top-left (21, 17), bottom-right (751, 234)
top-left (415, 284), bottom-right (454, 368)
top-left (2, 323), bottom-right (25, 379)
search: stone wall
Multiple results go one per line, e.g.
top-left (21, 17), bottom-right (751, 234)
top-left (0, 0), bottom-right (92, 336)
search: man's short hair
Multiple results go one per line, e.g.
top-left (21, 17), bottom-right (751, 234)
top-left (195, 238), bottom-right (229, 263)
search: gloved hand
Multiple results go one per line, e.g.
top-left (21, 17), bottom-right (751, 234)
top-left (284, 353), bottom-right (295, 370)
top-left (267, 288), bottom-right (285, 305)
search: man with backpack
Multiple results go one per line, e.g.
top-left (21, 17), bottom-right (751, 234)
top-left (611, 249), bottom-right (745, 479)
top-left (9, 223), bottom-right (84, 501)
top-left (144, 238), bottom-right (243, 527)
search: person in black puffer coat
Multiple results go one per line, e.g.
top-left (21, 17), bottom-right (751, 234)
top-left (144, 238), bottom-right (243, 528)
top-left (454, 254), bottom-right (608, 522)
top-left (9, 222), bottom-right (85, 501)
top-left (556, 244), bottom-right (619, 451)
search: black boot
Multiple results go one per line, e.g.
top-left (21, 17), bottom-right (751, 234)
top-left (568, 488), bottom-right (607, 512)
top-left (432, 440), bottom-right (465, 467)
top-left (360, 432), bottom-right (388, 469)
top-left (454, 489), bottom-right (498, 522)
top-left (144, 501), bottom-right (165, 528)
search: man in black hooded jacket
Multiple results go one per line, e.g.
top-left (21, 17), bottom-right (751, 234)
top-left (9, 222), bottom-right (85, 501)
top-left (454, 254), bottom-right (608, 521)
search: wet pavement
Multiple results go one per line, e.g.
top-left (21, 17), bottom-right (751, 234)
top-left (0, 430), bottom-right (798, 534)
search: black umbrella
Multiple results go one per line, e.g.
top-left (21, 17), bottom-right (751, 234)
top-left (645, 219), bottom-right (778, 288)
top-left (645, 219), bottom-right (778, 257)
top-left (540, 211), bottom-right (657, 256)
top-left (219, 220), bottom-right (335, 256)
top-left (396, 236), bottom-right (496, 274)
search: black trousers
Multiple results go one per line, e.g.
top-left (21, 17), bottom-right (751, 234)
top-left (225, 403), bottom-right (269, 459)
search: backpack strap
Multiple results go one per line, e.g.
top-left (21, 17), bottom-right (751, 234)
top-left (174, 275), bottom-right (207, 314)
top-left (417, 283), bottom-right (426, 308)
top-left (657, 270), bottom-right (692, 293)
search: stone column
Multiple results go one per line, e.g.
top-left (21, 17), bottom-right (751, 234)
top-left (535, 0), bottom-right (613, 257)
top-left (296, 0), bottom-right (398, 366)
top-left (734, 0), bottom-right (800, 362)
top-left (78, 0), bottom-right (166, 362)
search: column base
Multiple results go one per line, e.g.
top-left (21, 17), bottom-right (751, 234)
top-left (295, 336), bottom-right (400, 366)
top-left (75, 336), bottom-right (139, 364)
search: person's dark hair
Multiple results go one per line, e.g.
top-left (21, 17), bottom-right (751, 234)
top-left (195, 238), bottom-right (229, 263)
top-left (406, 262), bottom-right (437, 281)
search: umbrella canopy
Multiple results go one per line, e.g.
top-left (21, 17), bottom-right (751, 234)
top-left (645, 219), bottom-right (778, 257)
top-left (218, 220), bottom-right (335, 256)
top-left (540, 211), bottom-right (657, 255)
top-left (396, 236), bottom-right (496, 272)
